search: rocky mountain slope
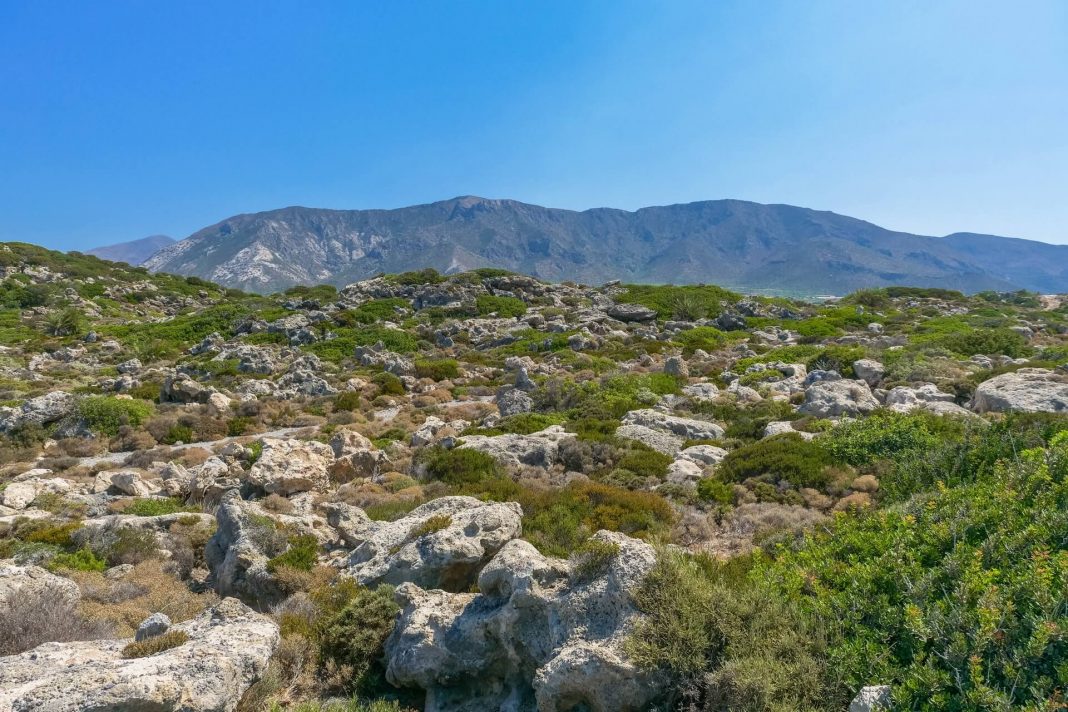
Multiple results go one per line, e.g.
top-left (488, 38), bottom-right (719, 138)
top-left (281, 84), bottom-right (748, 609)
top-left (86, 235), bottom-right (175, 265)
top-left (144, 196), bottom-right (1068, 295)
top-left (2, 243), bottom-right (1068, 710)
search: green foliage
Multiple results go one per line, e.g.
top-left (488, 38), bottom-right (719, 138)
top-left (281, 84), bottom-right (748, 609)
top-left (413, 358), bottom-right (460, 380)
top-left (612, 446), bottom-right (673, 481)
top-left (616, 284), bottom-right (740, 320)
top-left (719, 433), bottom-right (831, 489)
top-left (386, 268), bottom-right (446, 285)
top-left (408, 514), bottom-right (452, 539)
top-left (422, 447), bottom-right (502, 487)
top-left (41, 307), bottom-right (85, 337)
top-left (121, 630), bottom-right (190, 658)
top-left (825, 411), bottom-right (941, 467)
top-left (475, 294), bottom-right (527, 318)
top-left (468, 412), bottom-right (566, 436)
top-left (674, 326), bottom-right (731, 353)
top-left (547, 372), bottom-right (683, 420)
top-left (304, 326), bottom-right (418, 362)
top-left (266, 534), bottom-right (319, 573)
top-left (569, 538), bottom-right (620, 582)
top-left (334, 391), bottom-right (362, 411)
top-left (123, 497), bottom-right (194, 517)
top-left (283, 284), bottom-right (337, 302)
top-left (48, 547), bottom-right (107, 572)
top-left (317, 585), bottom-right (401, 696)
top-left (335, 298), bottom-right (409, 326)
top-left (627, 549), bottom-right (830, 710)
top-left (696, 476), bottom-right (734, 505)
top-left (372, 371), bottom-right (405, 395)
top-left (516, 481), bottom-right (675, 557)
top-left (226, 416), bottom-right (252, 436)
top-left (77, 396), bottom-right (155, 437)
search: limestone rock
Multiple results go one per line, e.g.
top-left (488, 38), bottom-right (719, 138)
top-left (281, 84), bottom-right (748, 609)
top-left (205, 491), bottom-right (284, 603)
top-left (852, 359), bottom-right (886, 387)
top-left (344, 496), bottom-right (522, 591)
top-left (246, 437), bottom-right (334, 495)
top-left (134, 612), bottom-right (171, 642)
top-left (0, 598), bottom-right (278, 712)
top-left (496, 386), bottom-right (534, 417)
top-left (0, 565), bottom-right (80, 611)
top-left (620, 408), bottom-right (724, 441)
top-left (614, 424), bottom-right (684, 455)
top-left (606, 303), bottom-right (658, 322)
top-left (385, 531), bottom-right (663, 712)
top-left (0, 391), bottom-right (75, 433)
top-left (458, 425), bottom-right (575, 468)
top-left (799, 379), bottom-right (879, 418)
top-left (972, 368), bottom-right (1068, 413)
top-left (850, 685), bottom-right (892, 712)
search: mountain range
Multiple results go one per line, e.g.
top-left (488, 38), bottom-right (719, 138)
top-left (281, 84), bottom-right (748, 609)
top-left (128, 197), bottom-right (1068, 295)
top-left (87, 234), bottom-right (175, 265)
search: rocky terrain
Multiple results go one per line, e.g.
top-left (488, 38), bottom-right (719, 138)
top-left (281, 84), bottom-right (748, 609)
top-left (2, 241), bottom-right (1067, 711)
top-left (142, 197), bottom-right (1068, 295)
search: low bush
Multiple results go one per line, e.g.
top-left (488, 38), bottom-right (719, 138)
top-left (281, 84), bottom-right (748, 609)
top-left (121, 629), bottom-right (190, 658)
top-left (421, 447), bottom-right (502, 487)
top-left (372, 372), bottom-right (405, 396)
top-left (123, 497), bottom-right (194, 517)
top-left (413, 358), bottom-right (460, 380)
top-left (0, 586), bottom-right (114, 656)
top-left (719, 433), bottom-right (831, 489)
top-left (78, 396), bottom-right (155, 437)
top-left (267, 534), bottom-right (320, 573)
top-left (475, 295), bottom-right (527, 318)
top-left (317, 585), bottom-right (401, 696)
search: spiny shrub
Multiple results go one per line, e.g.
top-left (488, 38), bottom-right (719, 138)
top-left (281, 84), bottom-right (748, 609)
top-left (719, 433), bottom-right (831, 489)
top-left (317, 585), bottom-right (401, 696)
top-left (77, 396), bottom-right (155, 437)
top-left (422, 447), bottom-right (501, 486)
top-left (475, 295), bottom-right (527, 318)
top-left (372, 372), bottom-right (405, 396)
top-left (413, 358), bottom-right (460, 380)
top-left (123, 497), bottom-right (194, 517)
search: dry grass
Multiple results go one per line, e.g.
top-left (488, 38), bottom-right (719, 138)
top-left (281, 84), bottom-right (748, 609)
top-left (71, 560), bottom-right (216, 636)
top-left (0, 586), bottom-right (114, 656)
top-left (121, 629), bottom-right (189, 658)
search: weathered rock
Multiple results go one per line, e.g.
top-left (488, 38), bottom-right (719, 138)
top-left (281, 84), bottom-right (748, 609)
top-left (246, 437), bottom-right (334, 495)
top-left (0, 598), bottom-right (278, 712)
top-left (385, 531), bottom-right (663, 712)
top-left (849, 685), bottom-right (892, 711)
top-left (0, 391), bottom-right (75, 433)
top-left (614, 424), bottom-right (684, 455)
top-left (329, 428), bottom-right (388, 481)
top-left (678, 444), bottom-right (728, 466)
top-left (458, 425), bottom-right (575, 468)
top-left (663, 356), bottom-right (689, 378)
top-left (971, 368), bottom-right (1068, 413)
top-left (620, 408), bottom-right (724, 441)
top-left (160, 373), bottom-right (210, 404)
top-left (665, 458), bottom-right (704, 485)
top-left (205, 491), bottom-right (284, 603)
top-left (885, 384), bottom-right (975, 417)
top-left (92, 469), bottom-right (156, 497)
top-left (798, 379), bottom-right (879, 418)
top-left (763, 421), bottom-right (817, 440)
top-left (681, 382), bottom-right (720, 403)
top-left (606, 303), bottom-right (658, 322)
top-left (851, 359), bottom-right (885, 387)
top-left (0, 565), bottom-right (80, 611)
top-left (344, 496), bottom-right (523, 591)
top-left (496, 386), bottom-right (534, 417)
top-left (134, 612), bottom-right (171, 642)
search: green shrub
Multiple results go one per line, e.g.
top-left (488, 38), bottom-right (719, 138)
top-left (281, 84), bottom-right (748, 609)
top-left (123, 497), bottom-right (194, 517)
top-left (121, 630), bottom-right (189, 658)
top-left (696, 476), bottom-right (734, 505)
top-left (569, 538), bottom-right (620, 582)
top-left (475, 295), bottom-right (527, 318)
top-left (414, 358), bottom-right (460, 380)
top-left (162, 424), bottom-right (194, 444)
top-left (372, 372), bottom-right (405, 395)
top-left (77, 396), bottom-right (155, 437)
top-left (387, 268), bottom-right (446, 286)
top-left (226, 416), bottom-right (252, 436)
top-left (616, 284), bottom-right (740, 320)
top-left (334, 391), bottom-right (362, 411)
top-left (422, 447), bottom-right (501, 486)
top-left (317, 585), bottom-right (401, 696)
top-left (674, 326), bottom-right (730, 353)
top-left (719, 433), bottom-right (831, 489)
top-left (335, 298), bottom-right (410, 326)
top-left (48, 547), bottom-right (107, 572)
top-left (826, 411), bottom-right (941, 467)
top-left (266, 534), bottom-right (319, 573)
top-left (408, 514), bottom-right (452, 539)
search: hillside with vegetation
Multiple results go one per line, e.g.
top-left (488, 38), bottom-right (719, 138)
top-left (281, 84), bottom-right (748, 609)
top-left (1, 240), bottom-right (1067, 711)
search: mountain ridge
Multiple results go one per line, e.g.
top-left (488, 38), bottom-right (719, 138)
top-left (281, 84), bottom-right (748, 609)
top-left (86, 234), bottom-right (175, 265)
top-left (143, 197), bottom-right (1067, 295)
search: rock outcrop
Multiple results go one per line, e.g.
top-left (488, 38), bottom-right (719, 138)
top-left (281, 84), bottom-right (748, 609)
top-left (799, 379), bottom-right (880, 418)
top-left (971, 368), bottom-right (1068, 413)
top-left (385, 530), bottom-right (663, 712)
top-left (246, 437), bottom-right (334, 495)
top-left (0, 598), bottom-right (278, 712)
top-left (344, 496), bottom-right (523, 591)
top-left (458, 425), bottom-right (575, 468)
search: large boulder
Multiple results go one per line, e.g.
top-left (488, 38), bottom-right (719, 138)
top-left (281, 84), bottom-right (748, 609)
top-left (495, 387), bottom-right (534, 417)
top-left (614, 424), bottom-right (684, 455)
top-left (798, 379), bottom-right (879, 418)
top-left (971, 368), bottom-right (1068, 413)
top-left (329, 428), bottom-right (389, 481)
top-left (606, 303), bottom-right (658, 322)
top-left (246, 437), bottom-right (334, 495)
top-left (0, 598), bottom-right (278, 712)
top-left (344, 496), bottom-right (523, 591)
top-left (620, 409), bottom-right (724, 441)
top-left (885, 384), bottom-right (975, 417)
top-left (385, 531), bottom-right (664, 712)
top-left (458, 425), bottom-right (575, 468)
top-left (0, 391), bottom-right (75, 433)
top-left (851, 359), bottom-right (886, 387)
top-left (850, 685), bottom-right (892, 711)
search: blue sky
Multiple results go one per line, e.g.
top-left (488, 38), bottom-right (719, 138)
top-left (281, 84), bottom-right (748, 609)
top-left (1, 0), bottom-right (1065, 250)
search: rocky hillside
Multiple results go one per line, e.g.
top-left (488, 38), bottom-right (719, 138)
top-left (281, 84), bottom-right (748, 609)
top-left (2, 243), bottom-right (1068, 710)
top-left (143, 196), bottom-right (1068, 295)
top-left (86, 234), bottom-right (175, 266)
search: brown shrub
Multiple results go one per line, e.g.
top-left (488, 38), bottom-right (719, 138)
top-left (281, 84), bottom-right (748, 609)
top-left (0, 586), bottom-right (114, 656)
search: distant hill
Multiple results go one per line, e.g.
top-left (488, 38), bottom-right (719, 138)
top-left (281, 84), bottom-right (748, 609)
top-left (142, 197), bottom-right (1068, 294)
top-left (86, 235), bottom-right (175, 265)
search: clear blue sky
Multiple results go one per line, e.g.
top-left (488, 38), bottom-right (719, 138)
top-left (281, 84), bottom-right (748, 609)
top-left (2, 0), bottom-right (1065, 251)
